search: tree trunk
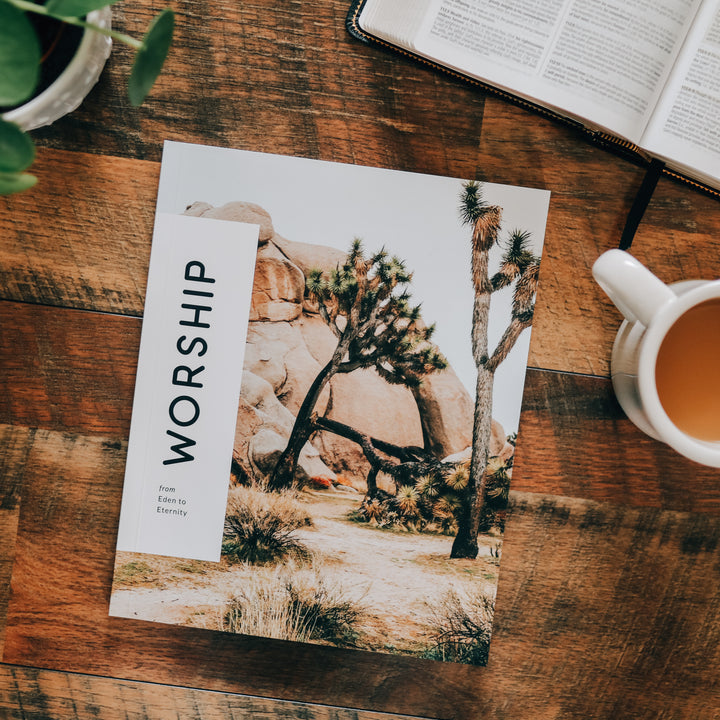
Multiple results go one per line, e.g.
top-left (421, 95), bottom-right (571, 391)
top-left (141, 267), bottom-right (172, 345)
top-left (268, 359), bottom-right (337, 490)
top-left (451, 361), bottom-right (493, 558)
top-left (452, 210), bottom-right (497, 559)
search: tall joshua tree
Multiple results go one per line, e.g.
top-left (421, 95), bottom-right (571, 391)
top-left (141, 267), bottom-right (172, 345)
top-left (268, 238), bottom-right (447, 490)
top-left (451, 181), bottom-right (540, 559)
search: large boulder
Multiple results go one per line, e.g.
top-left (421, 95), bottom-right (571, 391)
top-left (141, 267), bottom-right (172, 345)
top-left (187, 201), bottom-right (508, 487)
top-left (245, 320), bottom-right (331, 417)
top-left (248, 428), bottom-right (334, 486)
top-left (411, 366), bottom-right (474, 458)
top-left (185, 201), bottom-right (275, 244)
top-left (185, 201), bottom-right (306, 323)
top-left (236, 371), bottom-right (335, 484)
top-left (273, 235), bottom-right (347, 276)
top-left (249, 242), bottom-right (305, 322)
top-left (315, 366), bottom-right (426, 481)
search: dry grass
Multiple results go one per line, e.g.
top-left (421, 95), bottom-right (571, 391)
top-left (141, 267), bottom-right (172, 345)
top-left (219, 561), bottom-right (363, 646)
top-left (222, 485), bottom-right (313, 564)
top-left (423, 587), bottom-right (495, 666)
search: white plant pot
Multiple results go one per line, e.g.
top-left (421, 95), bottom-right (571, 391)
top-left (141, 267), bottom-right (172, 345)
top-left (2, 7), bottom-right (112, 131)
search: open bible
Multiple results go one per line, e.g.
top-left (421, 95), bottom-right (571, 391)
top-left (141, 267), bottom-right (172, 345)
top-left (348, 0), bottom-right (720, 195)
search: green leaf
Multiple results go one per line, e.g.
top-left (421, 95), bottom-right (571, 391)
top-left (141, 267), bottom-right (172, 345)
top-left (128, 8), bottom-right (174, 107)
top-left (0, 170), bottom-right (37, 195)
top-left (0, 119), bottom-right (35, 172)
top-left (0, 0), bottom-right (41, 106)
top-left (44, 0), bottom-right (122, 18)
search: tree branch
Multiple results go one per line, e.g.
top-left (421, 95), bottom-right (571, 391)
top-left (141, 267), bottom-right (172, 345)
top-left (312, 416), bottom-right (433, 464)
top-left (485, 312), bottom-right (533, 374)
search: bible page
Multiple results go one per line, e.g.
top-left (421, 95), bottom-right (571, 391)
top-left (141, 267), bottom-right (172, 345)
top-left (640, 0), bottom-right (720, 187)
top-left (408, 0), bottom-right (702, 144)
top-left (358, 0), bottom-right (436, 51)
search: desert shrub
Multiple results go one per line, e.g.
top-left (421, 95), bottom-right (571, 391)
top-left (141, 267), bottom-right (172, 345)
top-left (393, 484), bottom-right (421, 524)
top-left (350, 491), bottom-right (402, 530)
top-left (222, 486), bottom-right (312, 565)
top-left (444, 464), bottom-right (469, 491)
top-left (220, 563), bottom-right (362, 646)
top-left (423, 588), bottom-right (495, 666)
top-left (350, 454), bottom-right (511, 536)
top-left (284, 567), bottom-right (363, 645)
top-left (478, 456), bottom-right (511, 533)
top-left (415, 472), bottom-right (441, 499)
top-left (431, 493), bottom-right (461, 535)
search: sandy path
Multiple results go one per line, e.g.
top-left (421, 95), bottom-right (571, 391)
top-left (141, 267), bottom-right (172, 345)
top-left (110, 488), bottom-right (501, 653)
top-left (294, 491), bottom-right (498, 648)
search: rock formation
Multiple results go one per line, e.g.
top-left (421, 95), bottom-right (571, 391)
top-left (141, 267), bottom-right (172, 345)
top-left (185, 200), bottom-right (510, 489)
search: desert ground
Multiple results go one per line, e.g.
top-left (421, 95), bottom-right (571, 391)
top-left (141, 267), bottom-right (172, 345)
top-left (111, 488), bottom-right (502, 658)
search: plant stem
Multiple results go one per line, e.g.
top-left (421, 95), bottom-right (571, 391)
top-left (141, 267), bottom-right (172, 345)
top-left (6, 0), bottom-right (143, 49)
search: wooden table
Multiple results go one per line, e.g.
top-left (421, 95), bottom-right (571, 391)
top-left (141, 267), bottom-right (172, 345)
top-left (2, 1), bottom-right (720, 718)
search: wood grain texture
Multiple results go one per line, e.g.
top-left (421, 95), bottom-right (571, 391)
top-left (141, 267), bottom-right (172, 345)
top-left (2, 427), bottom-right (720, 719)
top-left (2, 0), bottom-right (720, 716)
top-left (491, 491), bottom-right (720, 720)
top-left (0, 665), bottom-right (423, 720)
top-left (30, 0), bottom-right (493, 169)
top-left (512, 371), bottom-right (720, 512)
top-left (0, 1), bottom-right (717, 377)
top-left (3, 148), bottom-right (720, 379)
top-left (0, 426), bottom-right (31, 656)
top-left (0, 301), bottom-right (139, 436)
top-left (0, 151), bottom-right (157, 314)
top-left (3, 301), bottom-right (719, 514)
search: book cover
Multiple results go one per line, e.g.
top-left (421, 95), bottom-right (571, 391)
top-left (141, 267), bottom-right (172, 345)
top-left (110, 140), bottom-right (550, 666)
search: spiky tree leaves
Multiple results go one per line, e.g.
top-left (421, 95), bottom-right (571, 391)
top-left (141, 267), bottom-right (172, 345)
top-left (491, 229), bottom-right (536, 291)
top-left (451, 182), bottom-right (540, 559)
top-left (485, 230), bottom-right (541, 374)
top-left (304, 239), bottom-right (444, 386)
top-left (268, 239), bottom-right (447, 490)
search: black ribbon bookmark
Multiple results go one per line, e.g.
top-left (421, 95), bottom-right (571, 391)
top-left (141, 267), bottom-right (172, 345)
top-left (619, 158), bottom-right (665, 250)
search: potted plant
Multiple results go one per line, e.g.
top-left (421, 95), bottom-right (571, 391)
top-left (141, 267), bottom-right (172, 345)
top-left (0, 0), bottom-right (174, 195)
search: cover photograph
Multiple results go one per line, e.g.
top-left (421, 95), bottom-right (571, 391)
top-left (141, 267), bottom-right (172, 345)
top-left (109, 140), bottom-right (550, 667)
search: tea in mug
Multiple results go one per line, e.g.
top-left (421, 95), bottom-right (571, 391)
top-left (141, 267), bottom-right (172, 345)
top-left (655, 298), bottom-right (720, 442)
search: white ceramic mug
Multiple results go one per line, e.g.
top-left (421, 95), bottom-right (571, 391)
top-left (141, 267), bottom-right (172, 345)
top-left (592, 249), bottom-right (720, 467)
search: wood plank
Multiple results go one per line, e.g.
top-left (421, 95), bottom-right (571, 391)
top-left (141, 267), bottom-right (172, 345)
top-left (3, 427), bottom-right (720, 718)
top-left (29, 1), bottom-right (494, 168)
top-left (0, 665), bottom-right (423, 720)
top-left (0, 426), bottom-right (33, 656)
top-left (490, 491), bottom-right (720, 720)
top-left (0, 302), bottom-right (139, 437)
top-left (2, 145), bottom-right (720, 381)
top-left (1, 1), bottom-right (719, 380)
top-left (0, 151), bottom-right (157, 314)
top-left (2, 301), bottom-right (719, 514)
top-left (513, 371), bottom-right (720, 512)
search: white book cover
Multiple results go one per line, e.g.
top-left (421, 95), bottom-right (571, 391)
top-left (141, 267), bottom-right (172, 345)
top-left (110, 140), bottom-right (550, 667)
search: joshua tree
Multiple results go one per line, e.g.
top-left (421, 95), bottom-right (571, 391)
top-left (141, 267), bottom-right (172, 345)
top-left (268, 238), bottom-right (447, 490)
top-left (451, 181), bottom-right (540, 559)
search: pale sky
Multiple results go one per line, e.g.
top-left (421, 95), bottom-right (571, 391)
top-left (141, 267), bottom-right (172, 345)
top-left (156, 141), bottom-right (550, 434)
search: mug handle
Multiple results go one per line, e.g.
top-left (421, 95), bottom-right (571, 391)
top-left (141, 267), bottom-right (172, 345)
top-left (592, 249), bottom-right (676, 326)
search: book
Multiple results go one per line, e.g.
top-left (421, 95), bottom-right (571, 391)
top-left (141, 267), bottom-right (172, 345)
top-left (109, 140), bottom-right (550, 667)
top-left (348, 0), bottom-right (720, 195)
